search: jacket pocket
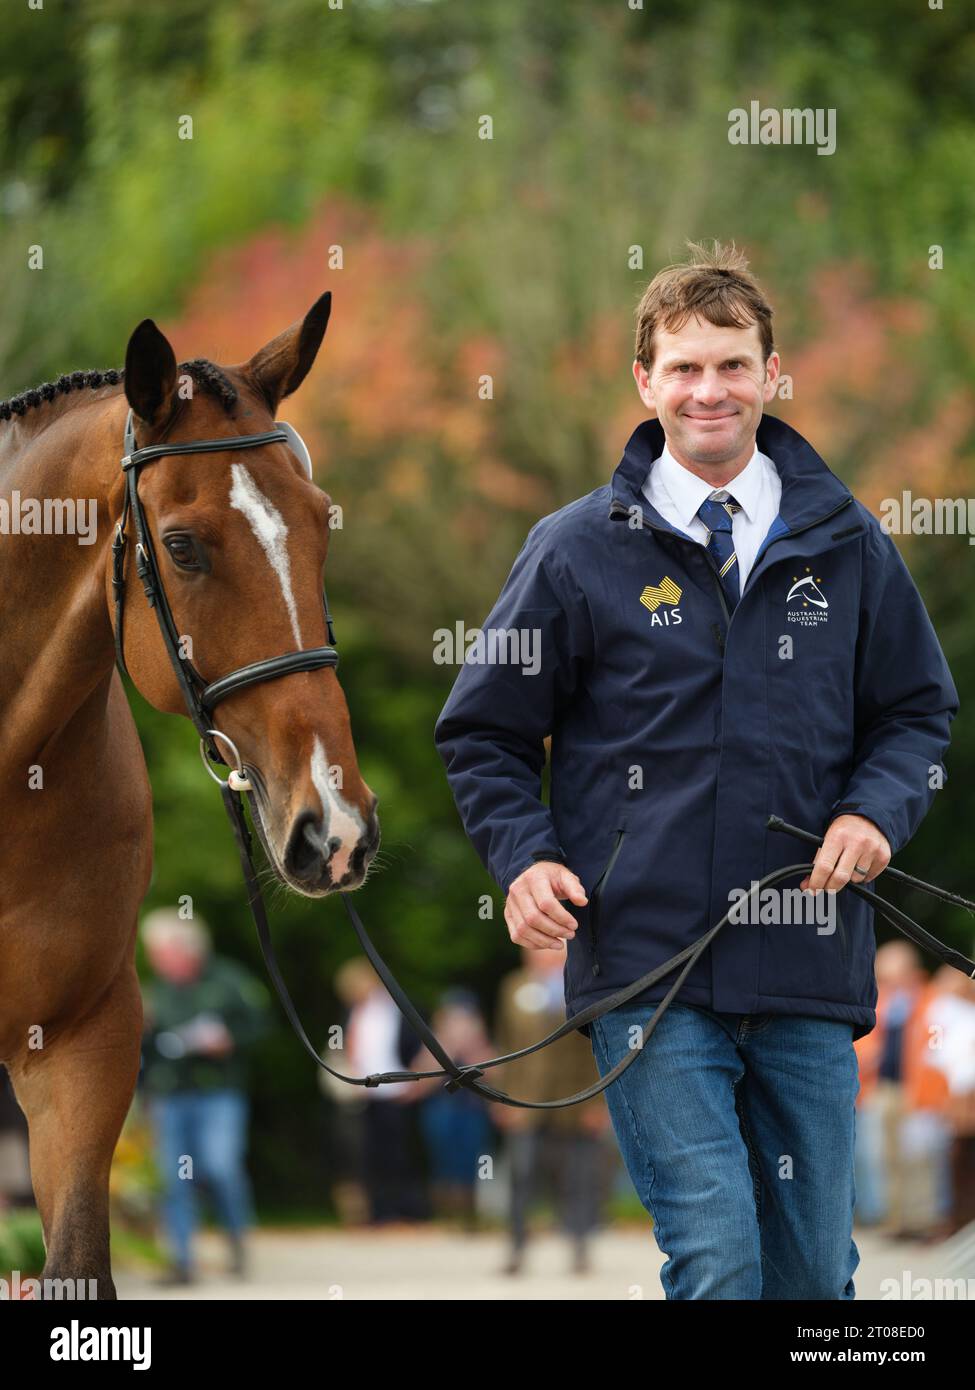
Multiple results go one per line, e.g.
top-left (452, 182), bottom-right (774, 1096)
top-left (588, 823), bottom-right (627, 977)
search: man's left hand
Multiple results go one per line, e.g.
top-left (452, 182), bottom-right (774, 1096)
top-left (800, 814), bottom-right (891, 894)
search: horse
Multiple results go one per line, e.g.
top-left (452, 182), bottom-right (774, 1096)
top-left (0, 292), bottom-right (379, 1298)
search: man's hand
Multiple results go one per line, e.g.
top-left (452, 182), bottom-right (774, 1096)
top-left (800, 814), bottom-right (891, 894)
top-left (505, 861), bottom-right (588, 951)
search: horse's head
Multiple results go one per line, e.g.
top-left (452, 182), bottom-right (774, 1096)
top-left (110, 293), bottom-right (379, 895)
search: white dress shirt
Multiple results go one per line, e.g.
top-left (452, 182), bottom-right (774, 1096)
top-left (347, 991), bottom-right (411, 1100)
top-left (641, 439), bottom-right (782, 590)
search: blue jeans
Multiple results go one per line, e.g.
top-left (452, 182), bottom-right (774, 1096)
top-left (590, 1002), bottom-right (860, 1300)
top-left (149, 1090), bottom-right (254, 1270)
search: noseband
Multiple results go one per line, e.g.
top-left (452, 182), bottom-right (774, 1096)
top-left (111, 408), bottom-right (975, 1109)
top-left (111, 408), bottom-right (338, 785)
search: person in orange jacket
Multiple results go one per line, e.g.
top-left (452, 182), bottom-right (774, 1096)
top-left (854, 941), bottom-right (952, 1239)
top-left (925, 963), bottom-right (975, 1233)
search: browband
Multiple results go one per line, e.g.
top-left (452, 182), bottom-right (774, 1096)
top-left (122, 411), bottom-right (314, 479)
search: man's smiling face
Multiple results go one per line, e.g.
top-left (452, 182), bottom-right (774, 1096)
top-left (633, 314), bottom-right (780, 478)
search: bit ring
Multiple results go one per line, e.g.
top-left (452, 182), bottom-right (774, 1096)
top-left (200, 728), bottom-right (253, 793)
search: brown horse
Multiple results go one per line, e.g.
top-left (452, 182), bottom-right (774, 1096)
top-left (0, 293), bottom-right (379, 1298)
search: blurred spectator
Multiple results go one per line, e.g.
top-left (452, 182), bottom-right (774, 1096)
top-left (317, 957), bottom-right (372, 1225)
top-left (925, 962), bottom-right (975, 1232)
top-left (331, 957), bottom-right (429, 1225)
top-left (416, 989), bottom-right (494, 1229)
top-left (141, 909), bottom-right (270, 1285)
top-left (0, 1068), bottom-right (31, 1211)
top-left (854, 941), bottom-right (951, 1240)
top-left (492, 946), bottom-right (611, 1275)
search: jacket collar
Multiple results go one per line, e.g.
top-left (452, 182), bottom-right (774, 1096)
top-left (650, 438), bottom-right (772, 529)
top-left (611, 414), bottom-right (853, 537)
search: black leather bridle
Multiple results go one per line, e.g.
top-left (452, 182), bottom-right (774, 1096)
top-left (112, 408), bottom-right (339, 779)
top-left (111, 412), bottom-right (975, 1109)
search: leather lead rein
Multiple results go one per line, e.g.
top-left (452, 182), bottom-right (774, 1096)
top-left (238, 801), bottom-right (975, 1109)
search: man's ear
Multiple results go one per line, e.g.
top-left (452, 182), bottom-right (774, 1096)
top-left (762, 351), bottom-right (781, 402)
top-left (246, 291), bottom-right (332, 413)
top-left (633, 358), bottom-right (655, 409)
top-left (124, 319), bottom-right (179, 428)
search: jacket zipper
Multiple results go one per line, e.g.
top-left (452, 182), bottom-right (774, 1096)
top-left (834, 897), bottom-right (851, 967)
top-left (589, 825), bottom-right (627, 976)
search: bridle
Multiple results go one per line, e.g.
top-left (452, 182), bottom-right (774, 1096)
top-left (112, 408), bottom-right (339, 791)
top-left (111, 411), bottom-right (975, 1109)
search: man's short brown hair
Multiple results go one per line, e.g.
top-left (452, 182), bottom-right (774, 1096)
top-left (634, 240), bottom-right (775, 371)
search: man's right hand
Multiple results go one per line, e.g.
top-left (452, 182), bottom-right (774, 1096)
top-left (504, 861), bottom-right (588, 951)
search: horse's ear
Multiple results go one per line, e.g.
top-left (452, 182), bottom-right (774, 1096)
top-left (124, 319), bottom-right (179, 427)
top-left (246, 291), bottom-right (332, 410)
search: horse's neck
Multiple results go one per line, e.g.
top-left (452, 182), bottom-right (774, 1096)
top-left (0, 394), bottom-right (124, 766)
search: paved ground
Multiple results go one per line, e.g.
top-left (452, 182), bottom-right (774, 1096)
top-left (114, 1224), bottom-right (973, 1301)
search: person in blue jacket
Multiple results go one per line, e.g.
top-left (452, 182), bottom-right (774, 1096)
top-left (434, 240), bottom-right (959, 1300)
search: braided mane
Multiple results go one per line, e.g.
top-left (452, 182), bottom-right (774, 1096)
top-left (0, 358), bottom-right (238, 422)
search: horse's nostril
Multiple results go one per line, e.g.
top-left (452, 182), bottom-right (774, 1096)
top-left (284, 811), bottom-right (327, 883)
top-left (352, 814), bottom-right (381, 873)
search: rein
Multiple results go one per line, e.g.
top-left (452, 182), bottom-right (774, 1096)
top-left (111, 413), bottom-right (975, 1109)
top-left (235, 800), bottom-right (975, 1107)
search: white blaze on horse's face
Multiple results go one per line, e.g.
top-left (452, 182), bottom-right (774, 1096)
top-left (310, 734), bottom-right (364, 883)
top-left (228, 464), bottom-right (303, 647)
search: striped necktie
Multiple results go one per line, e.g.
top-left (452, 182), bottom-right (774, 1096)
top-left (697, 493), bottom-right (742, 612)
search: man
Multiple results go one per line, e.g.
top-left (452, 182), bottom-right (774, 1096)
top-left (141, 909), bottom-right (270, 1285)
top-left (434, 241), bottom-right (959, 1299)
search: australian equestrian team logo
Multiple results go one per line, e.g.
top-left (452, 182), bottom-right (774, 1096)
top-left (639, 576), bottom-right (683, 626)
top-left (786, 566), bottom-right (829, 625)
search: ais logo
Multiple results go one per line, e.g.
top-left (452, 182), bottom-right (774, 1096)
top-left (639, 577), bottom-right (683, 627)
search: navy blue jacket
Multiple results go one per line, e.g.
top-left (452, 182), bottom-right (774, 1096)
top-left (434, 416), bottom-right (959, 1039)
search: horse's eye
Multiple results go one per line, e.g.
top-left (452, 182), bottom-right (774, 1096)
top-left (163, 534), bottom-right (200, 571)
